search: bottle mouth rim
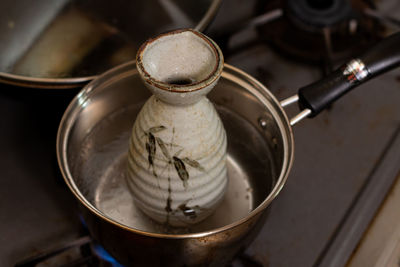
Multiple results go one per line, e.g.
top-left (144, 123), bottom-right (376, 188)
top-left (136, 29), bottom-right (224, 93)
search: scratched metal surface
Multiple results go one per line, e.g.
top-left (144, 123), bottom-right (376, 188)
top-left (225, 43), bottom-right (400, 266)
top-left (206, 0), bottom-right (400, 265)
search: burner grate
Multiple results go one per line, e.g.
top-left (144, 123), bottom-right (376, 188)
top-left (15, 235), bottom-right (263, 267)
top-left (256, 0), bottom-right (385, 73)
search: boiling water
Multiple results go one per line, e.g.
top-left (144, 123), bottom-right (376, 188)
top-left (76, 103), bottom-right (276, 234)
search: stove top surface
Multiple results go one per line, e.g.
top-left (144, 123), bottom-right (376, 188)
top-left (1, 0), bottom-right (400, 266)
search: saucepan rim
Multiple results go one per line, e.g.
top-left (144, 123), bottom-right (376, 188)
top-left (56, 60), bottom-right (295, 239)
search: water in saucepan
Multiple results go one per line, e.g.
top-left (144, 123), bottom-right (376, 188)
top-left (74, 102), bottom-right (276, 234)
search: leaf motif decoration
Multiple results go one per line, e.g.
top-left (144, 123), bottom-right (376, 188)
top-left (145, 133), bottom-right (156, 164)
top-left (165, 196), bottom-right (172, 213)
top-left (143, 126), bottom-right (203, 185)
top-left (182, 157), bottom-right (205, 172)
top-left (145, 132), bottom-right (157, 177)
top-left (174, 149), bottom-right (183, 157)
top-left (149, 126), bottom-right (166, 133)
top-left (156, 137), bottom-right (171, 160)
top-left (173, 156), bottom-right (189, 188)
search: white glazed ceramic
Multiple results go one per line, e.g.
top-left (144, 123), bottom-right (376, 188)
top-left (127, 29), bottom-right (227, 227)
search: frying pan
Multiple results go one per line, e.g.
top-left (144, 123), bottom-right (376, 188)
top-left (57, 32), bottom-right (400, 266)
top-left (0, 0), bottom-right (221, 89)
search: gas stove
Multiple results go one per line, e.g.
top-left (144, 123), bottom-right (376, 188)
top-left (1, 0), bottom-right (400, 266)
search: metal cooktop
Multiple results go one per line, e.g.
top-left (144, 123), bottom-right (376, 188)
top-left (1, 0), bottom-right (400, 266)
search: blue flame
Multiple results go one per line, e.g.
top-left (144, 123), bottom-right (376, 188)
top-left (79, 215), bottom-right (88, 229)
top-left (93, 243), bottom-right (125, 267)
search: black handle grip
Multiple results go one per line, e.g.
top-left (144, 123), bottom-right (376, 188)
top-left (298, 32), bottom-right (400, 117)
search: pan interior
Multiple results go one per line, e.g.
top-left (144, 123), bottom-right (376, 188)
top-left (0, 0), bottom-right (218, 87)
top-left (65, 64), bottom-right (288, 235)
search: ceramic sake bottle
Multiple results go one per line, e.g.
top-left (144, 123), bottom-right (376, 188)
top-left (126, 29), bottom-right (227, 227)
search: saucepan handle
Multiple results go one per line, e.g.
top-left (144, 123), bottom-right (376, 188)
top-left (281, 31), bottom-right (400, 126)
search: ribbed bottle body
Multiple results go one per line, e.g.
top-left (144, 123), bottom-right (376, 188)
top-left (127, 95), bottom-right (227, 226)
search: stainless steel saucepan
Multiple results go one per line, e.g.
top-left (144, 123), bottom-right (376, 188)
top-left (57, 32), bottom-right (400, 266)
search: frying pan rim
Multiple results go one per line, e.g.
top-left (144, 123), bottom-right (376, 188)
top-left (0, 0), bottom-right (222, 89)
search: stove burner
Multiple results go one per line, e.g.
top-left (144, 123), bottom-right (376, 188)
top-left (255, 0), bottom-right (384, 73)
top-left (14, 236), bottom-right (126, 267)
top-left (14, 215), bottom-right (264, 266)
top-left (14, 234), bottom-right (263, 267)
top-left (286, 0), bottom-right (352, 30)
top-left (91, 243), bottom-right (125, 267)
